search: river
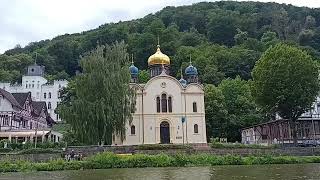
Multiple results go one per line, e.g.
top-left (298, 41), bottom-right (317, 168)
top-left (1, 163), bottom-right (320, 180)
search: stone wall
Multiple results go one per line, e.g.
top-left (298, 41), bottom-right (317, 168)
top-left (65, 145), bottom-right (320, 157)
top-left (2, 146), bottom-right (320, 163)
top-left (0, 153), bottom-right (62, 162)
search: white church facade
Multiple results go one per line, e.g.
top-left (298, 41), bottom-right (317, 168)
top-left (0, 64), bottom-right (68, 121)
top-left (114, 44), bottom-right (207, 145)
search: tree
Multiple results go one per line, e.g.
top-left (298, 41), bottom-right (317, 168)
top-left (251, 43), bottom-right (319, 145)
top-left (138, 70), bottom-right (150, 83)
top-left (204, 84), bottom-right (228, 139)
top-left (218, 77), bottom-right (262, 142)
top-left (58, 42), bottom-right (135, 145)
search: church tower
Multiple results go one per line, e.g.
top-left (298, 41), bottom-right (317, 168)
top-left (185, 57), bottom-right (198, 84)
top-left (129, 56), bottom-right (139, 83)
top-left (148, 42), bottom-right (170, 77)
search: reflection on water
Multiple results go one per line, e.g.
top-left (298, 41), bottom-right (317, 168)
top-left (1, 164), bottom-right (320, 180)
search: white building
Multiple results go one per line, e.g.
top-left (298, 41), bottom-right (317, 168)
top-left (0, 64), bottom-right (68, 121)
top-left (114, 45), bottom-right (207, 145)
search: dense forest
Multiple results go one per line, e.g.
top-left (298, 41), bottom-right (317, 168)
top-left (2, 1), bottom-right (320, 141)
top-left (1, 1), bottom-right (320, 83)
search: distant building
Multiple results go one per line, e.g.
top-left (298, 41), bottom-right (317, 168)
top-left (0, 88), bottom-right (62, 143)
top-left (113, 44), bottom-right (207, 145)
top-left (242, 97), bottom-right (320, 145)
top-left (0, 63), bottom-right (68, 121)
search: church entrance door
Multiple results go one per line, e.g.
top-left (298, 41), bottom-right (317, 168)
top-left (160, 121), bottom-right (170, 144)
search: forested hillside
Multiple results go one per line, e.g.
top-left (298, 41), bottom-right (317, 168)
top-left (1, 1), bottom-right (320, 84)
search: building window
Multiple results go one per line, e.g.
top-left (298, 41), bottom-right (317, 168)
top-left (131, 125), bottom-right (135, 135)
top-left (49, 92), bottom-right (51, 99)
top-left (30, 122), bottom-right (33, 129)
top-left (193, 102), bottom-right (197, 112)
top-left (161, 94), bottom-right (167, 112)
top-left (2, 115), bottom-right (9, 126)
top-left (44, 93), bottom-right (46, 99)
top-left (48, 102), bottom-right (51, 109)
top-left (156, 96), bottom-right (160, 113)
top-left (194, 124), bottom-right (199, 134)
top-left (168, 96), bottom-right (172, 113)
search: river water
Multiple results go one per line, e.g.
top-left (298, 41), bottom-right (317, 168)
top-left (1, 164), bottom-right (320, 180)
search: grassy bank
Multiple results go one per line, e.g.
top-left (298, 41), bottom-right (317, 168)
top-left (1, 152), bottom-right (320, 173)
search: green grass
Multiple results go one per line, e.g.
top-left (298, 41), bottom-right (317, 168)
top-left (1, 152), bottom-right (320, 173)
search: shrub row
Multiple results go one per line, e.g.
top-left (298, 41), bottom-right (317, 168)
top-left (1, 152), bottom-right (320, 173)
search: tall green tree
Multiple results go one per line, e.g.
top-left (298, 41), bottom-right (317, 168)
top-left (251, 43), bottom-right (319, 145)
top-left (218, 77), bottom-right (262, 142)
top-left (204, 84), bottom-right (228, 139)
top-left (58, 42), bottom-right (135, 145)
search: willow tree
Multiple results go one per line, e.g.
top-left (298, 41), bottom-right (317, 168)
top-left (251, 43), bottom-right (319, 145)
top-left (59, 42), bottom-right (135, 145)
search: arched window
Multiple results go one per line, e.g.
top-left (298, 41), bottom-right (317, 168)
top-left (193, 102), bottom-right (197, 112)
top-left (49, 92), bottom-right (51, 99)
top-left (48, 102), bottom-right (51, 109)
top-left (156, 96), bottom-right (160, 113)
top-left (44, 93), bottom-right (46, 99)
top-left (168, 96), bottom-right (172, 113)
top-left (161, 94), bottom-right (167, 112)
top-left (194, 124), bottom-right (199, 134)
top-left (131, 125), bottom-right (135, 135)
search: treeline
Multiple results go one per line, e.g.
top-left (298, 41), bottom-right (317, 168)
top-left (1, 1), bottom-right (320, 83)
top-left (2, 1), bottom-right (320, 142)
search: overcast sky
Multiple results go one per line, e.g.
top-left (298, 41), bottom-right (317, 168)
top-left (1, 0), bottom-right (319, 53)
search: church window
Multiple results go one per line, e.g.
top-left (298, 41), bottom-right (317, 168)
top-left (194, 124), bottom-right (199, 134)
top-left (193, 102), bottom-right (197, 112)
top-left (48, 102), bottom-right (51, 109)
top-left (44, 93), bottom-right (46, 99)
top-left (161, 94), bottom-right (167, 112)
top-left (156, 96), bottom-right (160, 113)
top-left (131, 125), bottom-right (136, 135)
top-left (49, 92), bottom-right (51, 99)
top-left (168, 96), bottom-right (172, 113)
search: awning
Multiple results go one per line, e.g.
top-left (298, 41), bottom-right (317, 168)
top-left (0, 130), bottom-right (50, 137)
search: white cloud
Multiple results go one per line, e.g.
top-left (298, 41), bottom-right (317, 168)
top-left (0, 0), bottom-right (319, 53)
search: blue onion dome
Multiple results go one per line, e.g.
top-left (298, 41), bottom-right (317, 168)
top-left (129, 62), bottom-right (139, 76)
top-left (185, 62), bottom-right (198, 76)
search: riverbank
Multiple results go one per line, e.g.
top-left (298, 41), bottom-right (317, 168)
top-left (1, 152), bottom-right (320, 173)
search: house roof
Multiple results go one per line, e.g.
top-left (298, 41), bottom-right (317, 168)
top-left (12, 92), bottom-right (30, 107)
top-left (31, 101), bottom-right (46, 115)
top-left (0, 88), bottom-right (21, 108)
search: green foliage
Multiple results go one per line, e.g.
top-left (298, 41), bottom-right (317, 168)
top-left (138, 70), bottom-right (150, 83)
top-left (1, 152), bottom-right (320, 172)
top-left (252, 43), bottom-right (320, 144)
top-left (2, 1), bottom-right (320, 83)
top-left (205, 77), bottom-right (263, 142)
top-left (58, 42), bottom-right (135, 145)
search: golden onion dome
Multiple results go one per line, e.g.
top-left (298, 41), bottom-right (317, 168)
top-left (148, 45), bottom-right (170, 66)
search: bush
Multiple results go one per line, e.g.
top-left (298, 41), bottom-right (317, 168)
top-left (0, 153), bottom-right (320, 173)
